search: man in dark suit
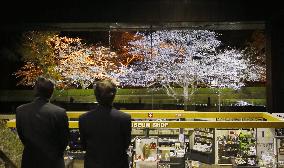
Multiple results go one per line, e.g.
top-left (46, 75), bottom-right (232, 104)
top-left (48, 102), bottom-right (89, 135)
top-left (16, 77), bottom-right (69, 168)
top-left (79, 80), bottom-right (132, 168)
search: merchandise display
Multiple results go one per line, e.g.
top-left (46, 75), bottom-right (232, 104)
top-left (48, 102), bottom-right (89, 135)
top-left (192, 128), bottom-right (214, 153)
top-left (65, 129), bottom-right (84, 160)
top-left (217, 131), bottom-right (239, 164)
top-left (276, 137), bottom-right (284, 168)
top-left (189, 128), bottom-right (215, 164)
top-left (36, 112), bottom-right (283, 168)
top-left (65, 127), bottom-right (283, 167)
top-left (237, 130), bottom-right (257, 166)
top-left (158, 163), bottom-right (171, 168)
top-left (217, 129), bottom-right (257, 166)
top-left (132, 136), bottom-right (186, 168)
top-left (275, 128), bottom-right (284, 136)
top-left (69, 129), bottom-right (81, 150)
top-left (185, 160), bottom-right (200, 168)
top-left (134, 137), bottom-right (158, 161)
top-left (258, 151), bottom-right (276, 167)
top-left (133, 137), bottom-right (159, 168)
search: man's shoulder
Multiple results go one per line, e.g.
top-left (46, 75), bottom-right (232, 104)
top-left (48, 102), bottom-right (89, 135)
top-left (38, 103), bottom-right (66, 117)
top-left (79, 110), bottom-right (93, 120)
top-left (48, 103), bottom-right (66, 112)
top-left (16, 102), bottom-right (33, 112)
top-left (112, 109), bottom-right (131, 119)
top-left (43, 104), bottom-right (67, 120)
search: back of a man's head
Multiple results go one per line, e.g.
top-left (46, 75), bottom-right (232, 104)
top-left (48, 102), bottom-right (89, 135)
top-left (94, 80), bottom-right (117, 106)
top-left (34, 77), bottom-right (54, 99)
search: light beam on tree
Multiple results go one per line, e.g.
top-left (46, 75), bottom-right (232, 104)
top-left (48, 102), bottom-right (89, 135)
top-left (118, 30), bottom-right (264, 106)
top-left (15, 32), bottom-right (124, 89)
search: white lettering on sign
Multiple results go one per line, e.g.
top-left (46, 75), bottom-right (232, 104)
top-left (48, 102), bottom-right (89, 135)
top-left (132, 123), bottom-right (150, 128)
top-left (176, 113), bottom-right (182, 117)
top-left (131, 122), bottom-right (169, 128)
top-left (145, 123), bottom-right (151, 128)
top-left (153, 122), bottom-right (169, 128)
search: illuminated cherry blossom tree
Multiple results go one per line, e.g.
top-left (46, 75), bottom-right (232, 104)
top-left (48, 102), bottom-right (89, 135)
top-left (243, 31), bottom-right (266, 83)
top-left (14, 62), bottom-right (43, 86)
top-left (14, 31), bottom-right (58, 86)
top-left (118, 30), bottom-right (264, 103)
top-left (15, 30), bottom-right (264, 95)
top-left (111, 32), bottom-right (144, 66)
top-left (55, 45), bottom-right (120, 89)
top-left (15, 32), bottom-right (122, 89)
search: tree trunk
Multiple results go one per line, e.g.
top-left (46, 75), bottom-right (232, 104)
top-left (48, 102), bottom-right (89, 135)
top-left (183, 85), bottom-right (189, 110)
top-left (163, 84), bottom-right (177, 100)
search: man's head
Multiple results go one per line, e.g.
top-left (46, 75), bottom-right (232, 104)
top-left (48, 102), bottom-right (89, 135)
top-left (34, 77), bottom-right (54, 99)
top-left (94, 80), bottom-right (117, 106)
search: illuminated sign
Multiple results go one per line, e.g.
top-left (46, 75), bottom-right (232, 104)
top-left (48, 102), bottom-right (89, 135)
top-left (148, 113), bottom-right (153, 118)
top-left (132, 122), bottom-right (169, 128)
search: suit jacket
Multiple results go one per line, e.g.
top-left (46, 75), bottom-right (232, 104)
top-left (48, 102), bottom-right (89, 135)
top-left (79, 105), bottom-right (132, 168)
top-left (16, 97), bottom-right (69, 168)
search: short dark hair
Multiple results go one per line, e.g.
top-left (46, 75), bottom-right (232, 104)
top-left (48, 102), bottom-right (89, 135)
top-left (34, 77), bottom-right (54, 99)
top-left (94, 80), bottom-right (117, 106)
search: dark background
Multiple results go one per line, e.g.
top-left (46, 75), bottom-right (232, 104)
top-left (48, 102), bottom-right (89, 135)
top-left (0, 0), bottom-right (283, 113)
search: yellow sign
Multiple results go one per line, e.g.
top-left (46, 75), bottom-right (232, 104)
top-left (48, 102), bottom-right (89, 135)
top-left (4, 111), bottom-right (284, 129)
top-left (132, 122), bottom-right (169, 128)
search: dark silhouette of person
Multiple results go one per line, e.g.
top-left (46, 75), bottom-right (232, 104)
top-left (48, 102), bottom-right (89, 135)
top-left (16, 77), bottom-right (69, 168)
top-left (79, 80), bottom-right (132, 168)
top-left (207, 97), bottom-right (211, 107)
top-left (70, 96), bottom-right (74, 103)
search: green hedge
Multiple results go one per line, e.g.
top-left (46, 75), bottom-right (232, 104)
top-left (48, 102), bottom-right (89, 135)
top-left (0, 87), bottom-right (266, 105)
top-left (0, 121), bottom-right (23, 167)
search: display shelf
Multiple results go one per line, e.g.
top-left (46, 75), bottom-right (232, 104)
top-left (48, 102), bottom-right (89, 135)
top-left (217, 133), bottom-right (240, 164)
top-left (132, 133), bottom-right (181, 136)
top-left (217, 129), bottom-right (257, 166)
top-left (158, 147), bottom-right (176, 151)
top-left (238, 131), bottom-right (257, 166)
top-left (69, 129), bottom-right (82, 151)
top-left (189, 128), bottom-right (215, 164)
top-left (158, 157), bottom-right (185, 167)
top-left (192, 128), bottom-right (214, 153)
top-left (195, 135), bottom-right (214, 139)
top-left (275, 136), bottom-right (284, 168)
top-left (189, 149), bottom-right (215, 164)
top-left (191, 149), bottom-right (212, 155)
top-left (275, 128), bottom-right (284, 136)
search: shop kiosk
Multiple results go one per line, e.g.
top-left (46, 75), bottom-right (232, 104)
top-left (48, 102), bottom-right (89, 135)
top-left (6, 110), bottom-right (284, 168)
